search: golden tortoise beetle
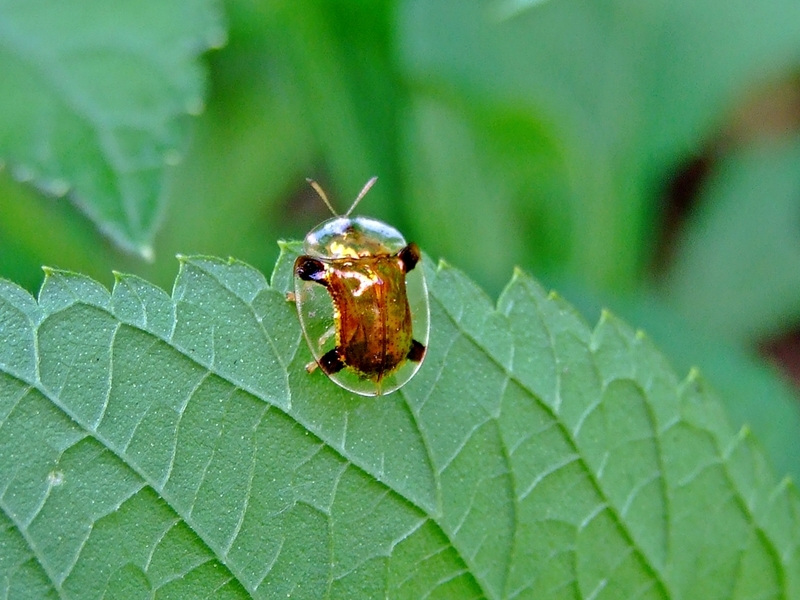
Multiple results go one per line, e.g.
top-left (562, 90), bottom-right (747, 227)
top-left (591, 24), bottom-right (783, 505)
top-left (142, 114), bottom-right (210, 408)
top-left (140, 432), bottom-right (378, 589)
top-left (293, 177), bottom-right (429, 396)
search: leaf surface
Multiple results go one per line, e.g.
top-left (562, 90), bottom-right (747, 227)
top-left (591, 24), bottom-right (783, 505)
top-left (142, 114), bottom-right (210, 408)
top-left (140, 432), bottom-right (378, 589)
top-left (0, 246), bottom-right (798, 598)
top-left (0, 0), bottom-right (224, 255)
top-left (559, 278), bottom-right (800, 486)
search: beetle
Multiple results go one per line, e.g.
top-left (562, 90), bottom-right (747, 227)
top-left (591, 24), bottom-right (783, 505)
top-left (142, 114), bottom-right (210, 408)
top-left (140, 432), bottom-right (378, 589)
top-left (293, 177), bottom-right (429, 396)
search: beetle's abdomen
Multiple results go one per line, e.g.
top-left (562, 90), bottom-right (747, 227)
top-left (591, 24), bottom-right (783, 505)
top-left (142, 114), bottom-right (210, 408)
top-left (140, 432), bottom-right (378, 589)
top-left (327, 255), bottom-right (413, 380)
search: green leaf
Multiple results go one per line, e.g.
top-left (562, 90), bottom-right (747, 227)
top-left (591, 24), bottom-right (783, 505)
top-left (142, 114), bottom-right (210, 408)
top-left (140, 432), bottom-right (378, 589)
top-left (1, 247), bottom-right (799, 598)
top-left (401, 99), bottom-right (533, 295)
top-left (664, 137), bottom-right (800, 344)
top-left (558, 276), bottom-right (800, 487)
top-left (0, 0), bottom-right (225, 256)
top-left (397, 0), bottom-right (800, 290)
top-left (493, 0), bottom-right (552, 22)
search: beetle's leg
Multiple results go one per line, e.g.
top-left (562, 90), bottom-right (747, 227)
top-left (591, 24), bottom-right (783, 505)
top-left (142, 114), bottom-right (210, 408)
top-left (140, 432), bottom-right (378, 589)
top-left (397, 242), bottom-right (421, 273)
top-left (286, 291), bottom-right (297, 302)
top-left (305, 360), bottom-right (319, 373)
top-left (318, 324), bottom-right (336, 347)
top-left (295, 256), bottom-right (329, 286)
top-left (318, 348), bottom-right (345, 375)
top-left (407, 339), bottom-right (426, 362)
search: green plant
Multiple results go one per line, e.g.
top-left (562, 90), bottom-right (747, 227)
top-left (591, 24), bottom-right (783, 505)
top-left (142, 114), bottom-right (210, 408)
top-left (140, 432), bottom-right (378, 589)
top-left (2, 248), bottom-right (798, 598)
top-left (2, 0), bottom-right (800, 597)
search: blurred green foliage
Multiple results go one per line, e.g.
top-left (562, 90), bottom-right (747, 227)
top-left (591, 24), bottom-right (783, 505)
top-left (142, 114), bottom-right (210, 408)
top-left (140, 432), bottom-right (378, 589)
top-left (2, 0), bottom-right (800, 476)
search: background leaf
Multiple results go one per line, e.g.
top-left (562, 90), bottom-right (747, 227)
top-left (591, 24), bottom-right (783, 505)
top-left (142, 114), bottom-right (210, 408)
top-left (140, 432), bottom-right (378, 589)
top-left (664, 137), bottom-right (800, 344)
top-left (1, 251), bottom-right (798, 598)
top-left (0, 0), bottom-right (225, 255)
top-left (398, 0), bottom-right (800, 291)
top-left (2, 2), bottom-right (799, 473)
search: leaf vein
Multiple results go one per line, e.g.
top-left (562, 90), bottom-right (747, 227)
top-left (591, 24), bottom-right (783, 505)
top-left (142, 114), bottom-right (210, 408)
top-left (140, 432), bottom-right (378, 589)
top-left (221, 404), bottom-right (267, 559)
top-left (399, 387), bottom-right (442, 516)
top-left (435, 285), bottom-right (674, 596)
top-left (0, 499), bottom-right (66, 600)
top-left (159, 370), bottom-right (212, 489)
top-left (3, 367), bottom-right (253, 596)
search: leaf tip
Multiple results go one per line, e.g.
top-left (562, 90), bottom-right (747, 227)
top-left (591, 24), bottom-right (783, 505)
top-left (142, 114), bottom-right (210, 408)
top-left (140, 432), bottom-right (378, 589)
top-left (686, 367), bottom-right (705, 387)
top-left (511, 266), bottom-right (527, 283)
top-left (208, 28), bottom-right (228, 50)
top-left (186, 97), bottom-right (206, 116)
top-left (737, 424), bottom-right (751, 440)
top-left (112, 270), bottom-right (133, 287)
top-left (139, 246), bottom-right (155, 262)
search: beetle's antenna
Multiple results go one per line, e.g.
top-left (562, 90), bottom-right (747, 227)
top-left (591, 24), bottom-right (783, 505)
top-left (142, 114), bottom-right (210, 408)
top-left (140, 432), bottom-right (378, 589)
top-left (306, 178), bottom-right (339, 216)
top-left (345, 176), bottom-right (378, 217)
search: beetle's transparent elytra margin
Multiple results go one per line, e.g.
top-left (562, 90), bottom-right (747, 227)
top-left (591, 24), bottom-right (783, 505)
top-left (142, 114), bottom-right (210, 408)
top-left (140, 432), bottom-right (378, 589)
top-left (293, 179), bottom-right (430, 396)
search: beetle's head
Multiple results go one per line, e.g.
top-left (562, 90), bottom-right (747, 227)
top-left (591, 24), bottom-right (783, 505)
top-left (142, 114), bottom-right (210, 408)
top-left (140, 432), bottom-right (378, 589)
top-left (303, 216), bottom-right (407, 259)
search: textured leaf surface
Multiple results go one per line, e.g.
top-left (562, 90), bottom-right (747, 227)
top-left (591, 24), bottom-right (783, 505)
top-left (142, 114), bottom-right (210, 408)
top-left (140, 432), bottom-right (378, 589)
top-left (1, 246), bottom-right (799, 598)
top-left (0, 0), bottom-right (225, 255)
top-left (560, 280), bottom-right (800, 485)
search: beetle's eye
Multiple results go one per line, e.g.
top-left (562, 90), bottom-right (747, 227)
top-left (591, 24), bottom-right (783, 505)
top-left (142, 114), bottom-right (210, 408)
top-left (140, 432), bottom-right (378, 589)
top-left (295, 256), bottom-right (327, 283)
top-left (398, 243), bottom-right (421, 273)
